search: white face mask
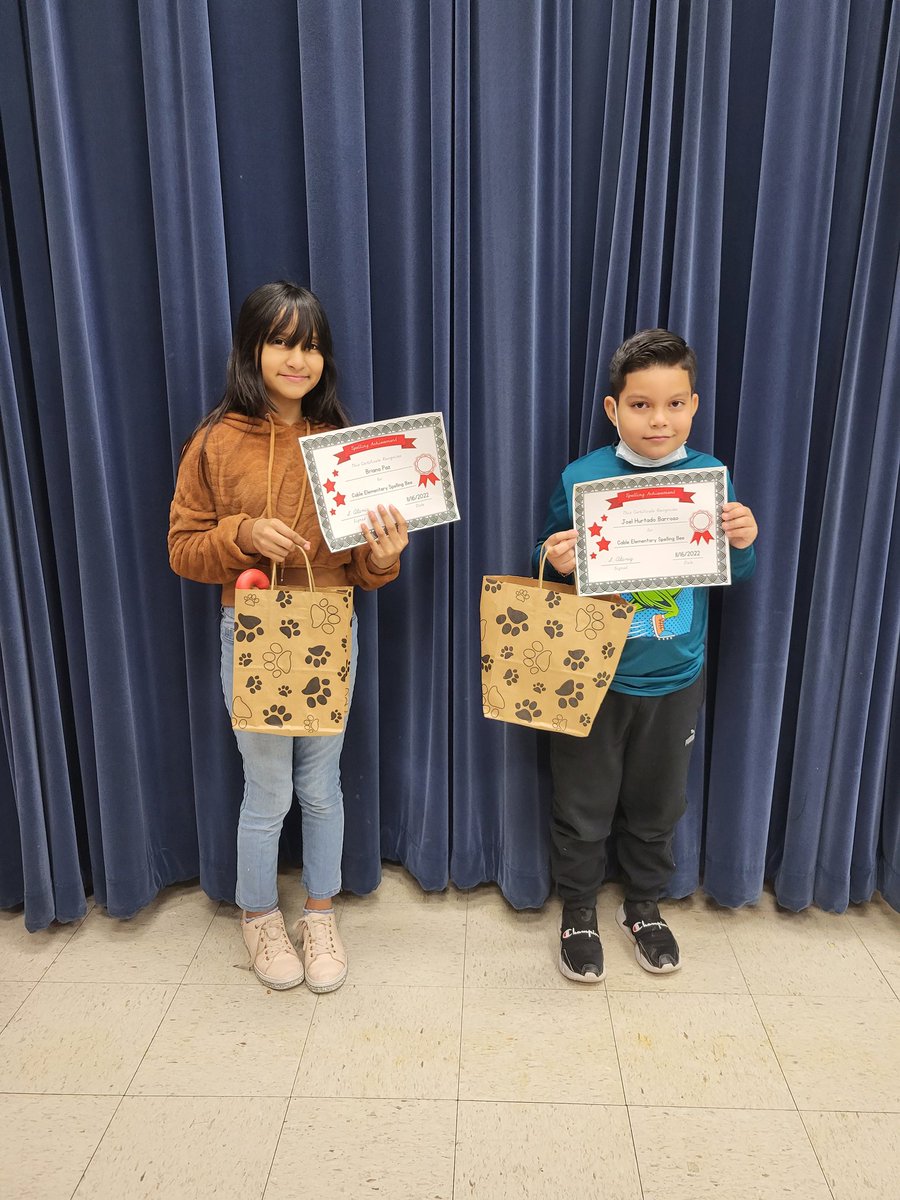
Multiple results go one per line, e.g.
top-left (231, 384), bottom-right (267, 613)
top-left (612, 410), bottom-right (688, 468)
top-left (615, 439), bottom-right (688, 468)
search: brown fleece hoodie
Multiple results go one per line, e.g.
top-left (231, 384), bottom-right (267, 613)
top-left (168, 412), bottom-right (400, 605)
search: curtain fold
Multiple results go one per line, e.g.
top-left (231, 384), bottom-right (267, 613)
top-left (1, 0), bottom-right (897, 929)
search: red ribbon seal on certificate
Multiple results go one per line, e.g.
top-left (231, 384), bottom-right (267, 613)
top-left (414, 452), bottom-right (439, 487)
top-left (606, 486), bottom-right (695, 509)
top-left (334, 433), bottom-right (416, 464)
top-left (689, 509), bottom-right (714, 544)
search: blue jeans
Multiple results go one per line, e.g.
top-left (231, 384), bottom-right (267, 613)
top-left (220, 607), bottom-right (358, 911)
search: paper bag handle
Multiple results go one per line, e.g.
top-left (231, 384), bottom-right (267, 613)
top-left (538, 543), bottom-right (553, 589)
top-left (270, 546), bottom-right (317, 593)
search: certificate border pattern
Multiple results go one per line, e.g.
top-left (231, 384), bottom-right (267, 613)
top-left (573, 468), bottom-right (730, 594)
top-left (301, 413), bottom-right (460, 551)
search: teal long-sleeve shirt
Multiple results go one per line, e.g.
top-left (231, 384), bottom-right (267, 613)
top-left (533, 445), bottom-right (756, 696)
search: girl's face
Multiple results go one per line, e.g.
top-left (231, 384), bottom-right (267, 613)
top-left (259, 325), bottom-right (324, 416)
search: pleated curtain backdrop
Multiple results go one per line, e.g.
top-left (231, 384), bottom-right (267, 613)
top-left (0, 0), bottom-right (897, 931)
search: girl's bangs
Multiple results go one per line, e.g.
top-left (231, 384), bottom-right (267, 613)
top-left (265, 300), bottom-right (318, 349)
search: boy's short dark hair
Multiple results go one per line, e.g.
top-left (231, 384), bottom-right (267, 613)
top-left (609, 329), bottom-right (697, 399)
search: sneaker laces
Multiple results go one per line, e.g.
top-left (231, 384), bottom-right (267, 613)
top-left (303, 913), bottom-right (336, 960)
top-left (257, 915), bottom-right (294, 963)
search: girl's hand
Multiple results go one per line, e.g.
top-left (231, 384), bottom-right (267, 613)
top-left (361, 505), bottom-right (409, 571)
top-left (250, 518), bottom-right (311, 561)
top-left (543, 529), bottom-right (577, 576)
top-left (722, 502), bottom-right (758, 549)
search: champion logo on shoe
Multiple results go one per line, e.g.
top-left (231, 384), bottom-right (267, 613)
top-left (562, 927), bottom-right (601, 940)
top-left (630, 919), bottom-right (667, 935)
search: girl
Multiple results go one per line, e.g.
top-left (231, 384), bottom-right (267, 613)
top-left (169, 281), bottom-right (408, 992)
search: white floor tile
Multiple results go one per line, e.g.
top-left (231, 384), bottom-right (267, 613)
top-left (630, 1106), bottom-right (831, 1199)
top-left (719, 903), bottom-right (894, 997)
top-left (74, 1095), bottom-right (287, 1199)
top-left (756, 995), bottom-right (900, 1112)
top-left (0, 910), bottom-right (82, 982)
top-left (0, 981), bottom-right (175, 1094)
top-left (455, 1102), bottom-right (642, 1199)
top-left (459, 986), bottom-right (623, 1103)
top-left (802, 1110), bottom-right (900, 1199)
top-left (292, 984), bottom-right (461, 1099)
top-left (609, 992), bottom-right (794, 1108)
top-left (44, 886), bottom-right (218, 985)
top-left (129, 984), bottom-right (314, 1097)
top-left (266, 1098), bottom-right (456, 1199)
top-left (0, 1094), bottom-right (118, 1200)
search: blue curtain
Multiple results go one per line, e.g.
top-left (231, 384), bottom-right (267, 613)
top-left (1, 0), bottom-right (897, 931)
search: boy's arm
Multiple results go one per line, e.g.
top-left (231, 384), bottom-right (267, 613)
top-left (532, 475), bottom-right (573, 582)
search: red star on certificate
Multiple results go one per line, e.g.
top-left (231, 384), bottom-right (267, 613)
top-left (332, 469), bottom-right (339, 478)
top-left (590, 553), bottom-right (597, 560)
top-left (596, 537), bottom-right (611, 552)
top-left (330, 508), bottom-right (336, 515)
top-left (335, 493), bottom-right (346, 507)
top-left (324, 478), bottom-right (336, 493)
top-left (589, 522), bottom-right (603, 538)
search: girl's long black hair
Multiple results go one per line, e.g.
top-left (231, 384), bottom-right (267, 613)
top-left (182, 281), bottom-right (350, 459)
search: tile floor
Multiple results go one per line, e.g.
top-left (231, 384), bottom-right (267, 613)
top-left (1, 867), bottom-right (898, 1199)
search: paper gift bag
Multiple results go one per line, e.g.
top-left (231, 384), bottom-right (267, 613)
top-left (231, 553), bottom-right (353, 737)
top-left (480, 550), bottom-right (634, 737)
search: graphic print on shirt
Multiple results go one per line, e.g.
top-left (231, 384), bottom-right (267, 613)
top-left (623, 588), bottom-right (693, 640)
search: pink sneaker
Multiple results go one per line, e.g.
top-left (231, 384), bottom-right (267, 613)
top-left (242, 910), bottom-right (304, 990)
top-left (294, 910), bottom-right (348, 993)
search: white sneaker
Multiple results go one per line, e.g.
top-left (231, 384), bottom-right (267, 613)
top-left (242, 910), bottom-right (304, 990)
top-left (295, 910), bottom-right (348, 993)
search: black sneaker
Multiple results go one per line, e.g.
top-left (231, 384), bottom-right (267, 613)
top-left (616, 901), bottom-right (681, 973)
top-left (559, 904), bottom-right (605, 983)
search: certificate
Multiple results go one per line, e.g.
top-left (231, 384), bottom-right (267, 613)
top-left (572, 466), bottom-right (731, 595)
top-left (301, 413), bottom-right (460, 551)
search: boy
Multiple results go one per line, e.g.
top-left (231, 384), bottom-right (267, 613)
top-left (534, 329), bottom-right (757, 981)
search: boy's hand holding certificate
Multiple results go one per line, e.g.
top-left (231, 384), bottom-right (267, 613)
top-left (301, 413), bottom-right (460, 551)
top-left (573, 466), bottom-right (731, 595)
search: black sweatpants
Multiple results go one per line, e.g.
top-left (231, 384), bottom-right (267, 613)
top-left (549, 672), bottom-right (704, 906)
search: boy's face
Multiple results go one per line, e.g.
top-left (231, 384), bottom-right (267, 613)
top-left (604, 365), bottom-right (698, 459)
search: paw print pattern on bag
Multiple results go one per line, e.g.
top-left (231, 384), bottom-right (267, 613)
top-left (556, 680), bottom-right (585, 709)
top-left (263, 705), bottom-right (292, 727)
top-left (609, 600), bottom-right (634, 620)
top-left (235, 615), bottom-right (264, 642)
top-left (310, 601), bottom-right (340, 634)
top-left (514, 699), bottom-right (542, 723)
top-left (496, 607), bottom-right (528, 636)
top-left (238, 652), bottom-right (253, 667)
top-left (592, 670), bottom-right (611, 689)
top-left (484, 579), bottom-right (502, 594)
top-left (544, 619), bottom-right (563, 639)
top-left (245, 675), bottom-right (262, 694)
top-left (563, 649), bottom-right (589, 670)
top-left (523, 642), bottom-right (551, 675)
top-left (302, 677), bottom-right (332, 708)
top-left (231, 695), bottom-right (252, 730)
top-left (599, 641), bottom-right (617, 659)
top-left (481, 654), bottom-right (494, 674)
top-left (575, 604), bottom-right (607, 640)
top-left (262, 645), bottom-right (292, 679)
top-left (279, 618), bottom-right (302, 638)
top-left (275, 591), bottom-right (294, 609)
top-left (503, 668), bottom-right (519, 686)
top-left (305, 645), bottom-right (331, 667)
top-left (544, 591), bottom-right (562, 609)
top-left (482, 684), bottom-right (505, 717)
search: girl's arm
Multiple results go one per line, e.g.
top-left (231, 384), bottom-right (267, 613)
top-left (168, 436), bottom-right (261, 584)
